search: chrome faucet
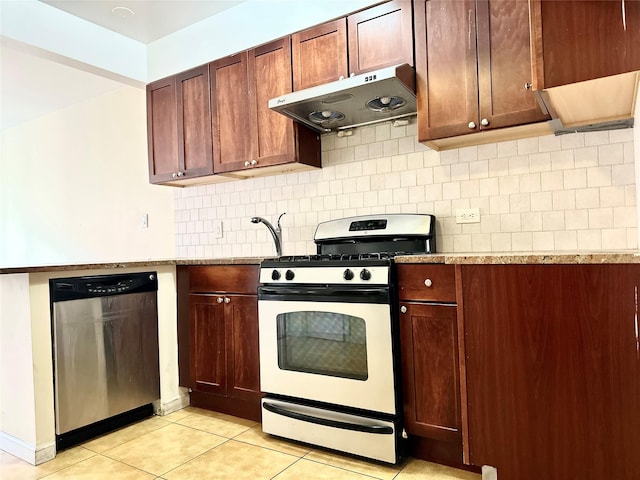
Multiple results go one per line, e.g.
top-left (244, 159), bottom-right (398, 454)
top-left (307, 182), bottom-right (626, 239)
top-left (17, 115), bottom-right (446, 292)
top-left (251, 213), bottom-right (285, 257)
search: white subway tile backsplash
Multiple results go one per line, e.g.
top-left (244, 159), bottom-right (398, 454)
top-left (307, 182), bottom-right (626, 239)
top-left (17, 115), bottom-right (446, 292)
top-left (612, 163), bottom-right (636, 185)
top-left (584, 130), bottom-right (611, 146)
top-left (173, 125), bottom-right (637, 257)
top-left (599, 143), bottom-right (625, 167)
top-left (539, 134), bottom-right (562, 153)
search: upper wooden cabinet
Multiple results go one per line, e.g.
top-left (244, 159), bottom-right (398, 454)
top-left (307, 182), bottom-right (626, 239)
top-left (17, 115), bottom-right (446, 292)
top-left (291, 1), bottom-right (413, 90)
top-left (414, 0), bottom-right (549, 146)
top-left (347, 0), bottom-right (414, 75)
top-left (292, 19), bottom-right (348, 90)
top-left (530, 0), bottom-right (640, 90)
top-left (528, 0), bottom-right (640, 131)
top-left (210, 37), bottom-right (321, 178)
top-left (147, 65), bottom-right (218, 185)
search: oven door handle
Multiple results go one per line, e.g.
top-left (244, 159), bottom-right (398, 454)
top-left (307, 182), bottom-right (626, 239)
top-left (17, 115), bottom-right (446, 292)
top-left (262, 401), bottom-right (393, 435)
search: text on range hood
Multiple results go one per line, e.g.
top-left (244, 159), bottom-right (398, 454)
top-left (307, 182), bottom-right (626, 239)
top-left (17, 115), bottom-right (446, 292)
top-left (269, 64), bottom-right (416, 133)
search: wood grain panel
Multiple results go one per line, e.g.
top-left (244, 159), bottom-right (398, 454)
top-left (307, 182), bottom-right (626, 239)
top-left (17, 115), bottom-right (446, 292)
top-left (189, 295), bottom-right (226, 395)
top-left (227, 295), bottom-right (261, 401)
top-left (250, 37), bottom-right (294, 165)
top-left (176, 65), bottom-right (214, 177)
top-left (398, 264), bottom-right (456, 302)
top-left (400, 303), bottom-right (461, 443)
top-left (463, 264), bottom-right (640, 479)
top-left (292, 19), bottom-right (348, 90)
top-left (348, 0), bottom-right (414, 75)
top-left (476, 0), bottom-right (549, 129)
top-left (535, 0), bottom-right (640, 88)
top-left (146, 77), bottom-right (178, 183)
top-left (415, 0), bottom-right (479, 140)
top-left (188, 265), bottom-right (259, 294)
top-left (210, 53), bottom-right (253, 173)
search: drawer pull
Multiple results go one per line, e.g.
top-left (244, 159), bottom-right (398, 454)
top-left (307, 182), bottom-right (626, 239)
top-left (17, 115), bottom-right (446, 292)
top-left (424, 278), bottom-right (433, 288)
top-left (400, 305), bottom-right (407, 314)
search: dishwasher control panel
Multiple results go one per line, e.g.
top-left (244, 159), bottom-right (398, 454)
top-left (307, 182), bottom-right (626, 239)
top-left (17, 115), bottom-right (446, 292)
top-left (50, 272), bottom-right (158, 301)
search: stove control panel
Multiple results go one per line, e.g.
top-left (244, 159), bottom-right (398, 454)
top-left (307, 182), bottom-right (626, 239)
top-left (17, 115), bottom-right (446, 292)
top-left (260, 265), bottom-right (390, 285)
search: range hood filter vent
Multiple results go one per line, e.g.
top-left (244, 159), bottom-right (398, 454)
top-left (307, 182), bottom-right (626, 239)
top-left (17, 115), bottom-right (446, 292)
top-left (309, 110), bottom-right (345, 126)
top-left (366, 96), bottom-right (406, 112)
top-left (269, 64), bottom-right (416, 133)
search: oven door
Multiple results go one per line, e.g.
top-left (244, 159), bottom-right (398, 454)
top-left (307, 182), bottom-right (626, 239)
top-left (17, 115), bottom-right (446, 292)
top-left (258, 285), bottom-right (396, 415)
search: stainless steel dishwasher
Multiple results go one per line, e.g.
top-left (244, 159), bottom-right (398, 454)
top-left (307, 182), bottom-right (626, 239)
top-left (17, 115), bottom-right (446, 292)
top-left (50, 271), bottom-right (160, 450)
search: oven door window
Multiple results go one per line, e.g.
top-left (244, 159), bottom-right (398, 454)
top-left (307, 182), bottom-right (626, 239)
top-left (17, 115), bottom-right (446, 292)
top-left (276, 311), bottom-right (367, 381)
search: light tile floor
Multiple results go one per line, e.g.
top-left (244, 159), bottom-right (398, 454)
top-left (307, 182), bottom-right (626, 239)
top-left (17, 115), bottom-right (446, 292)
top-left (0, 407), bottom-right (481, 480)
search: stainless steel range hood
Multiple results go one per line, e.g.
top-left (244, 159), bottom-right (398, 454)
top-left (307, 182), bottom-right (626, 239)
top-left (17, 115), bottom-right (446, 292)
top-left (269, 64), bottom-right (416, 133)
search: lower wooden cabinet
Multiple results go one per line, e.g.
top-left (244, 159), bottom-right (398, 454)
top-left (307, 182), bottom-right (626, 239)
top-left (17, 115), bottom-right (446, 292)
top-left (462, 264), bottom-right (640, 479)
top-left (398, 264), bottom-right (470, 468)
top-left (177, 265), bottom-right (262, 421)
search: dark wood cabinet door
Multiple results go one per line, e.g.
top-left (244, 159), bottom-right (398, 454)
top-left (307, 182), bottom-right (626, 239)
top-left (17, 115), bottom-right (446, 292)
top-left (292, 19), bottom-right (348, 90)
top-left (189, 294), bottom-right (226, 395)
top-left (400, 302), bottom-right (461, 443)
top-left (476, 0), bottom-right (549, 130)
top-left (146, 76), bottom-right (179, 183)
top-left (348, 0), bottom-right (414, 75)
top-left (249, 37), bottom-right (295, 168)
top-left (463, 265), bottom-right (640, 479)
top-left (225, 295), bottom-right (261, 401)
top-left (210, 52), bottom-right (253, 174)
top-left (531, 0), bottom-right (640, 89)
top-left (176, 65), bottom-right (214, 179)
top-left (415, 0), bottom-right (479, 141)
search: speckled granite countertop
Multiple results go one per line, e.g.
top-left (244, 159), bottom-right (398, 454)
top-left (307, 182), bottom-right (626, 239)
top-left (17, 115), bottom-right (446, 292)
top-left (395, 251), bottom-right (640, 265)
top-left (3, 252), bottom-right (639, 274)
top-left (0, 257), bottom-right (264, 275)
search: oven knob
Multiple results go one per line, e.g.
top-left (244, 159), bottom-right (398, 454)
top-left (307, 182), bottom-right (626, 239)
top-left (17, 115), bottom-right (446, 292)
top-left (271, 270), bottom-right (281, 281)
top-left (360, 269), bottom-right (372, 281)
top-left (343, 269), bottom-right (354, 280)
top-left (285, 269), bottom-right (295, 280)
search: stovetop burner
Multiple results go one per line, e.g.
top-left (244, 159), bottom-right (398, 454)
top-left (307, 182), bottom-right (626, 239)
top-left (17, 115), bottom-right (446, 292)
top-left (273, 252), bottom-right (407, 263)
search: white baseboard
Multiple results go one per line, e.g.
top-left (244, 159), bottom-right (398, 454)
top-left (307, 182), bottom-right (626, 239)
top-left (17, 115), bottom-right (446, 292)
top-left (482, 465), bottom-right (498, 480)
top-left (153, 389), bottom-right (190, 416)
top-left (0, 432), bottom-right (55, 466)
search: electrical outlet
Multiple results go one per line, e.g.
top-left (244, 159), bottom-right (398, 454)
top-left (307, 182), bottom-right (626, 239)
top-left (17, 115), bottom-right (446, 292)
top-left (455, 208), bottom-right (480, 224)
top-left (140, 213), bottom-right (148, 229)
top-left (214, 220), bottom-right (223, 239)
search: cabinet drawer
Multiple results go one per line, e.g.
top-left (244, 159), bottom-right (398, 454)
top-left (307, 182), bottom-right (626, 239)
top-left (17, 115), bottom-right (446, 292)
top-left (397, 264), bottom-right (456, 302)
top-left (189, 265), bottom-right (259, 294)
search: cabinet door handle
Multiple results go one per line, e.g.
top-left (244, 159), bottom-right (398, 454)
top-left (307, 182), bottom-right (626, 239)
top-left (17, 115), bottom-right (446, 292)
top-left (481, 118), bottom-right (490, 127)
top-left (424, 278), bottom-right (433, 287)
top-left (524, 82), bottom-right (532, 90)
top-left (251, 159), bottom-right (258, 166)
top-left (468, 121), bottom-right (476, 129)
top-left (216, 297), bottom-right (224, 303)
top-left (622, 0), bottom-right (627, 31)
top-left (224, 297), bottom-right (231, 304)
top-left (400, 305), bottom-right (407, 314)
top-left (244, 161), bottom-right (250, 167)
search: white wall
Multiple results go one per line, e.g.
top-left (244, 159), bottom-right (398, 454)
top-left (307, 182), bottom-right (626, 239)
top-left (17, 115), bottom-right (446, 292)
top-left (174, 123), bottom-right (637, 257)
top-left (147, 0), bottom-right (380, 81)
top-left (0, 86), bottom-right (175, 268)
top-left (0, 274), bottom-right (39, 462)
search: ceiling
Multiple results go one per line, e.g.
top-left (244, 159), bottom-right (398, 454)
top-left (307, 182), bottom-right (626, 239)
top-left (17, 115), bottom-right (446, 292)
top-left (1, 0), bottom-right (247, 131)
top-left (40, 0), bottom-right (247, 44)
